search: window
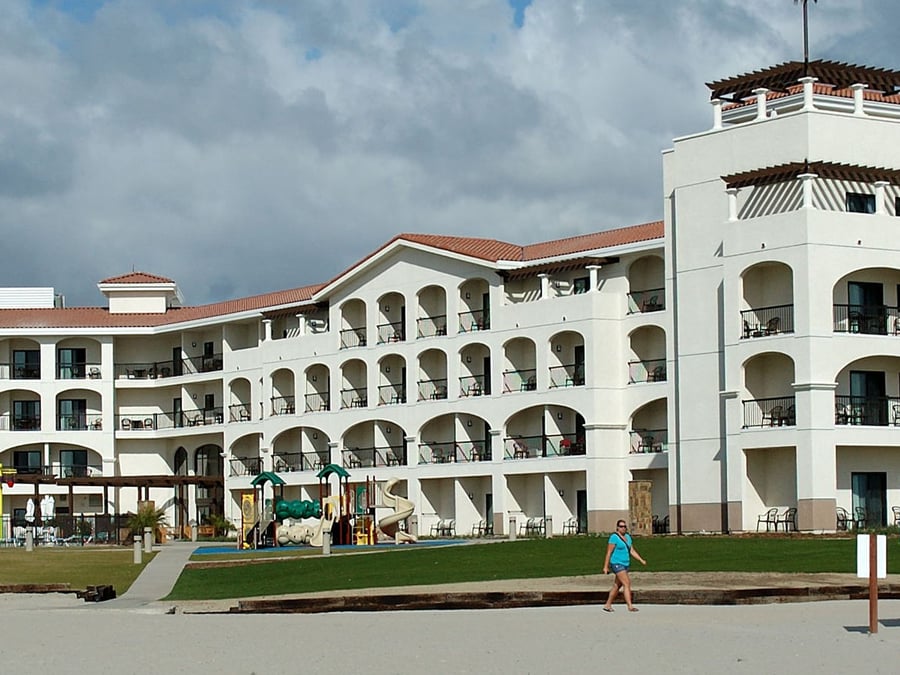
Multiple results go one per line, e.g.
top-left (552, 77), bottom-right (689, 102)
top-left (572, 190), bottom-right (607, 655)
top-left (204, 393), bottom-right (215, 410)
top-left (12, 350), bottom-right (40, 379)
top-left (60, 449), bottom-right (88, 477)
top-left (846, 192), bottom-right (875, 214)
top-left (895, 196), bottom-right (900, 216)
top-left (57, 347), bottom-right (87, 379)
top-left (13, 450), bottom-right (41, 474)
top-left (573, 277), bottom-right (590, 294)
top-left (13, 400), bottom-right (40, 430)
top-left (58, 399), bottom-right (88, 430)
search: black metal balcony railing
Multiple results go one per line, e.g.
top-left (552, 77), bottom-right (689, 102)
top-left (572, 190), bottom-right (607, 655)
top-left (305, 391), bottom-right (330, 412)
top-left (627, 287), bottom-right (665, 314)
top-left (274, 452), bottom-right (329, 472)
top-left (185, 353), bottom-right (224, 374)
top-left (58, 463), bottom-right (103, 478)
top-left (57, 362), bottom-right (102, 380)
top-left (11, 364), bottom-right (41, 379)
top-left (340, 326), bottom-right (367, 349)
top-left (340, 388), bottom-right (368, 409)
top-left (417, 315), bottom-right (448, 338)
top-left (417, 441), bottom-right (490, 464)
top-left (628, 359), bottom-right (666, 384)
top-left (418, 378), bottom-right (448, 401)
top-left (378, 384), bottom-right (406, 405)
top-left (271, 395), bottom-right (296, 415)
top-left (458, 309), bottom-right (490, 332)
top-left (459, 374), bottom-right (488, 397)
top-left (504, 434), bottom-right (585, 459)
top-left (115, 407), bottom-right (225, 431)
top-left (835, 395), bottom-right (900, 426)
top-left (503, 368), bottom-right (537, 393)
top-left (629, 429), bottom-right (669, 454)
top-left (742, 396), bottom-right (796, 428)
top-left (4, 415), bottom-right (41, 431)
top-left (377, 321), bottom-right (405, 344)
top-left (57, 413), bottom-right (103, 431)
top-left (229, 403), bottom-right (253, 422)
top-left (832, 304), bottom-right (900, 335)
top-left (230, 457), bottom-right (261, 477)
top-left (740, 305), bottom-right (795, 338)
top-left (549, 363), bottom-right (585, 388)
top-left (343, 445), bottom-right (406, 469)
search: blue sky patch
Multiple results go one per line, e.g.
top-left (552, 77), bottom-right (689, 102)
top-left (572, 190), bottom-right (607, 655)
top-left (508, 0), bottom-right (532, 28)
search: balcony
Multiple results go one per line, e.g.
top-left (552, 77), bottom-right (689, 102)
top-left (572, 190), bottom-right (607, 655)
top-left (0, 415), bottom-right (41, 431)
top-left (627, 288), bottom-right (665, 314)
top-left (503, 368), bottom-right (536, 393)
top-left (417, 378), bottom-right (447, 401)
top-left (57, 413), bottom-right (103, 431)
top-left (57, 362), bottom-right (102, 380)
top-left (340, 326), bottom-right (367, 349)
top-left (629, 429), bottom-right (668, 454)
top-left (185, 353), bottom-right (224, 374)
top-left (271, 396), bottom-right (296, 415)
top-left (417, 315), bottom-right (448, 338)
top-left (9, 364), bottom-right (40, 379)
top-left (459, 374), bottom-right (488, 397)
top-left (228, 403), bottom-right (253, 422)
top-left (418, 441), bottom-right (490, 464)
top-left (833, 304), bottom-right (899, 335)
top-left (340, 388), bottom-right (368, 409)
top-left (115, 359), bottom-right (177, 379)
top-left (230, 456), bottom-right (261, 477)
top-left (504, 434), bottom-right (585, 459)
top-left (378, 384), bottom-right (406, 406)
top-left (835, 395), bottom-right (900, 426)
top-left (628, 359), bottom-right (666, 384)
top-left (743, 396), bottom-right (796, 428)
top-left (377, 321), bottom-right (405, 344)
top-left (458, 309), bottom-right (489, 332)
top-left (57, 463), bottom-right (102, 478)
top-left (343, 445), bottom-right (406, 469)
top-left (116, 407), bottom-right (224, 431)
top-left (274, 451), bottom-right (328, 472)
top-left (740, 305), bottom-right (795, 339)
top-left (549, 363), bottom-right (585, 388)
top-left (304, 392), bottom-right (330, 412)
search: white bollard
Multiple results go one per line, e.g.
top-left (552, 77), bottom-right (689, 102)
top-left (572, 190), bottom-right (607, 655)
top-left (143, 527), bottom-right (153, 553)
top-left (322, 530), bottom-right (331, 556)
top-left (25, 529), bottom-right (33, 552)
top-left (545, 515), bottom-right (553, 539)
top-left (190, 520), bottom-right (198, 542)
top-left (133, 534), bottom-right (142, 564)
top-left (509, 516), bottom-right (516, 541)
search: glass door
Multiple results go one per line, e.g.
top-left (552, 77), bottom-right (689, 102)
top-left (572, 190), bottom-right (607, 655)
top-left (848, 281), bottom-right (885, 334)
top-left (850, 370), bottom-right (886, 425)
top-left (852, 472), bottom-right (886, 527)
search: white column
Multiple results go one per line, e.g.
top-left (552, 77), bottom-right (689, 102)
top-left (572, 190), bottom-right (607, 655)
top-left (849, 83), bottom-right (868, 116)
top-left (874, 180), bottom-right (889, 215)
top-left (538, 273), bottom-right (551, 299)
top-left (711, 98), bottom-right (723, 130)
top-left (297, 314), bottom-right (307, 337)
top-left (753, 87), bottom-right (768, 121)
top-left (726, 187), bottom-right (740, 222)
top-left (798, 173), bottom-right (818, 209)
top-left (799, 76), bottom-right (817, 111)
top-left (585, 264), bottom-right (602, 291)
top-left (262, 318), bottom-right (272, 342)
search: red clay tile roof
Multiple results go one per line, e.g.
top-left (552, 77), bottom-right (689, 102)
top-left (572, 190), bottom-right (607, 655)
top-left (99, 272), bottom-right (176, 284)
top-left (522, 221), bottom-right (663, 260)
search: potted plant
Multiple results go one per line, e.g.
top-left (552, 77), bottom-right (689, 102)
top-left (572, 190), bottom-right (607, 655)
top-left (206, 513), bottom-right (237, 539)
top-left (127, 503), bottom-right (168, 543)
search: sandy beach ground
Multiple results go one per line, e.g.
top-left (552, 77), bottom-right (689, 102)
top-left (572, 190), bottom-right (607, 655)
top-left (1, 593), bottom-right (898, 674)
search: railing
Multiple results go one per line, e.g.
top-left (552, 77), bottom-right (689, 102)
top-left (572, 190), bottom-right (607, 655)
top-left (114, 359), bottom-right (178, 379)
top-left (57, 463), bottom-right (103, 478)
top-left (629, 429), bottom-right (668, 454)
top-left (184, 353), bottom-right (224, 374)
top-left (0, 415), bottom-right (41, 431)
top-left (417, 315), bottom-right (448, 338)
top-left (115, 407), bottom-right (225, 431)
top-left (340, 388), bottom-right (368, 409)
top-left (417, 441), bottom-right (489, 464)
top-left (339, 326), bottom-right (367, 349)
top-left (459, 374), bottom-right (488, 397)
top-left (57, 413), bottom-right (103, 431)
top-left (628, 359), bottom-right (667, 384)
top-left (57, 362), bottom-right (102, 380)
top-left (740, 304), bottom-right (795, 338)
top-left (228, 403), bottom-right (253, 422)
top-left (378, 384), bottom-right (406, 405)
top-left (274, 452), bottom-right (328, 472)
top-left (833, 304), bottom-right (899, 335)
top-left (271, 395), bottom-right (296, 415)
top-left (343, 445), bottom-right (406, 469)
top-left (458, 309), bottom-right (490, 332)
top-left (418, 378), bottom-right (448, 401)
top-left (627, 287), bottom-right (665, 314)
top-left (503, 368), bottom-right (537, 393)
top-left (9, 364), bottom-right (40, 379)
top-left (504, 434), bottom-right (584, 459)
top-left (2, 513), bottom-right (133, 546)
top-left (835, 395), bottom-right (900, 426)
top-left (742, 396), bottom-right (796, 428)
top-left (8, 464), bottom-right (52, 476)
top-left (230, 457), bottom-right (261, 477)
top-left (377, 321), bottom-right (405, 344)
top-left (304, 392), bottom-right (330, 412)
top-left (549, 363), bottom-right (585, 388)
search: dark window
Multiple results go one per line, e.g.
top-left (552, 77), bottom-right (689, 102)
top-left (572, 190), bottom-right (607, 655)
top-left (204, 341), bottom-right (214, 357)
top-left (13, 350), bottom-right (40, 379)
top-left (58, 399), bottom-right (87, 430)
top-left (573, 277), bottom-right (590, 294)
top-left (13, 450), bottom-right (41, 474)
top-left (13, 400), bottom-right (40, 429)
top-left (204, 393), bottom-right (215, 410)
top-left (846, 192), bottom-right (875, 214)
top-left (57, 347), bottom-right (86, 379)
top-left (895, 196), bottom-right (900, 216)
top-left (60, 449), bottom-right (88, 477)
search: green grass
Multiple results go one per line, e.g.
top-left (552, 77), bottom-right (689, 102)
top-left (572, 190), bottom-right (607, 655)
top-left (0, 547), bottom-right (155, 593)
top-left (167, 535), bottom-right (895, 601)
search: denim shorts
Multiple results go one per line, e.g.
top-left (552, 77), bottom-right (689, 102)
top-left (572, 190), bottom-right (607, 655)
top-left (610, 563), bottom-right (629, 574)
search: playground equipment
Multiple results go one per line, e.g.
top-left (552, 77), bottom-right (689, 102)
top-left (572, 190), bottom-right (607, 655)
top-left (376, 477), bottom-right (417, 543)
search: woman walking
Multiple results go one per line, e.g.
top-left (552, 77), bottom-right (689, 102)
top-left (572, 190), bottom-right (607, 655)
top-left (602, 520), bottom-right (646, 612)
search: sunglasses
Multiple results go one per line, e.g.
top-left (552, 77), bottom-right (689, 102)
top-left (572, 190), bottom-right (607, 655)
top-left (617, 524), bottom-right (627, 528)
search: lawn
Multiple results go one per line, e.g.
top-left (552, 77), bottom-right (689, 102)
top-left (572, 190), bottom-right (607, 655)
top-left (166, 535), bottom-right (895, 601)
top-left (0, 547), bottom-right (154, 593)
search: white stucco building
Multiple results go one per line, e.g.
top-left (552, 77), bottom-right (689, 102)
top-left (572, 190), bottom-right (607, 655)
top-left (2, 58), bottom-right (900, 536)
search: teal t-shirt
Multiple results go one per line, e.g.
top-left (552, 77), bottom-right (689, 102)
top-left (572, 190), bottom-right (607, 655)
top-left (608, 532), bottom-right (632, 566)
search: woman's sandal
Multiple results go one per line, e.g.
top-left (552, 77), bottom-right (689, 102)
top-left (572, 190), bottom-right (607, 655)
top-left (602, 607), bottom-right (614, 613)
top-left (628, 607), bottom-right (639, 612)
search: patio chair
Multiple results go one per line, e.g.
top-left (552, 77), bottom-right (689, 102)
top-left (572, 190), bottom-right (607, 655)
top-left (854, 506), bottom-right (868, 530)
top-left (121, 418), bottom-right (131, 430)
top-left (778, 507), bottom-right (798, 532)
top-left (756, 507), bottom-right (779, 532)
top-left (892, 506), bottom-right (900, 527)
top-left (893, 404), bottom-right (900, 426)
top-left (836, 507), bottom-right (851, 531)
top-left (764, 316), bottom-right (780, 335)
top-left (762, 405), bottom-right (783, 427)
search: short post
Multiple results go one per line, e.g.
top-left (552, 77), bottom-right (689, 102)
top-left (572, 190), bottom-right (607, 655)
top-left (508, 516), bottom-right (516, 541)
top-left (322, 530), bottom-right (331, 556)
top-left (143, 527), bottom-right (153, 553)
top-left (869, 532), bottom-right (878, 635)
top-left (133, 534), bottom-right (142, 564)
top-left (857, 532), bottom-right (886, 634)
top-left (190, 520), bottom-right (198, 543)
top-left (544, 515), bottom-right (553, 539)
top-left (25, 529), bottom-right (33, 552)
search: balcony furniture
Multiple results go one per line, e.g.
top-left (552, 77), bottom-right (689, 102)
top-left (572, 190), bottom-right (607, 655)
top-left (435, 325), bottom-right (447, 336)
top-left (778, 507), bottom-right (797, 532)
top-left (854, 507), bottom-right (868, 530)
top-left (430, 385), bottom-right (447, 400)
top-left (893, 404), bottom-right (900, 426)
top-left (470, 446), bottom-right (484, 461)
top-left (836, 507), bottom-right (851, 531)
top-left (762, 405), bottom-right (784, 427)
top-left (144, 417), bottom-right (153, 429)
top-left (520, 376), bottom-right (537, 392)
top-left (121, 418), bottom-right (131, 430)
top-left (471, 520), bottom-right (488, 537)
top-left (239, 410), bottom-right (251, 421)
top-left (756, 507), bottom-right (779, 532)
top-left (641, 295), bottom-right (662, 312)
top-left (467, 382), bottom-right (483, 396)
top-left (512, 439), bottom-right (529, 459)
top-left (351, 397), bottom-right (367, 408)
top-left (563, 518), bottom-right (578, 535)
top-left (648, 365), bottom-right (666, 382)
top-left (785, 405), bottom-right (796, 426)
top-left (281, 403), bottom-right (295, 414)
top-left (893, 506), bottom-right (900, 526)
top-left (88, 367), bottom-right (101, 379)
top-left (764, 316), bottom-right (780, 335)
top-left (90, 418), bottom-right (102, 430)
top-left (520, 517), bottom-right (545, 537)
top-left (187, 415), bottom-right (202, 427)
top-left (835, 403), bottom-right (851, 425)
top-left (430, 519), bottom-right (455, 537)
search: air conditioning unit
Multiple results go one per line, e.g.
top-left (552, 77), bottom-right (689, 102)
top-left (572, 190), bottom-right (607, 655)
top-left (307, 319), bottom-right (326, 328)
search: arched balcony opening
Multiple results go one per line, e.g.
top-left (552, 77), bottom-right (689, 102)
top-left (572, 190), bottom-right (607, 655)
top-left (55, 337), bottom-right (102, 380)
top-left (740, 261), bottom-right (794, 338)
top-left (417, 348), bottom-right (448, 401)
top-left (339, 298), bottom-right (367, 349)
top-left (270, 368), bottom-right (296, 416)
top-left (418, 413), bottom-right (491, 464)
top-left (342, 420), bottom-right (406, 468)
top-left (502, 337), bottom-right (537, 393)
top-left (228, 434), bottom-right (262, 477)
top-left (304, 364), bottom-right (331, 412)
top-left (459, 343), bottom-right (491, 397)
top-left (228, 377), bottom-right (252, 422)
top-left (272, 427), bottom-right (330, 473)
top-left (376, 292), bottom-right (406, 344)
top-left (194, 444), bottom-right (224, 526)
top-left (742, 353), bottom-right (796, 428)
top-left (834, 355), bottom-right (900, 426)
top-left (458, 279), bottom-right (490, 332)
top-left (628, 325), bottom-right (667, 384)
top-left (1, 338), bottom-right (41, 381)
top-left (629, 399), bottom-right (668, 454)
top-left (55, 388), bottom-right (102, 430)
top-left (417, 285), bottom-right (448, 338)
top-left (504, 405), bottom-right (584, 460)
top-left (340, 358), bottom-right (368, 409)
top-left (1, 388), bottom-right (41, 431)
top-left (627, 255), bottom-right (665, 314)
top-left (549, 331), bottom-right (586, 388)
top-left (378, 355), bottom-right (407, 405)
top-left (832, 267), bottom-right (900, 335)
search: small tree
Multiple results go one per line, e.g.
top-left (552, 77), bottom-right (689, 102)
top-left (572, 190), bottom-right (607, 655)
top-left (206, 513), bottom-right (236, 538)
top-left (127, 503), bottom-right (168, 535)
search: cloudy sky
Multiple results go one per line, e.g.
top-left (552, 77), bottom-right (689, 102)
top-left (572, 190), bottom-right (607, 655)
top-left (1, 0), bottom-right (897, 306)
